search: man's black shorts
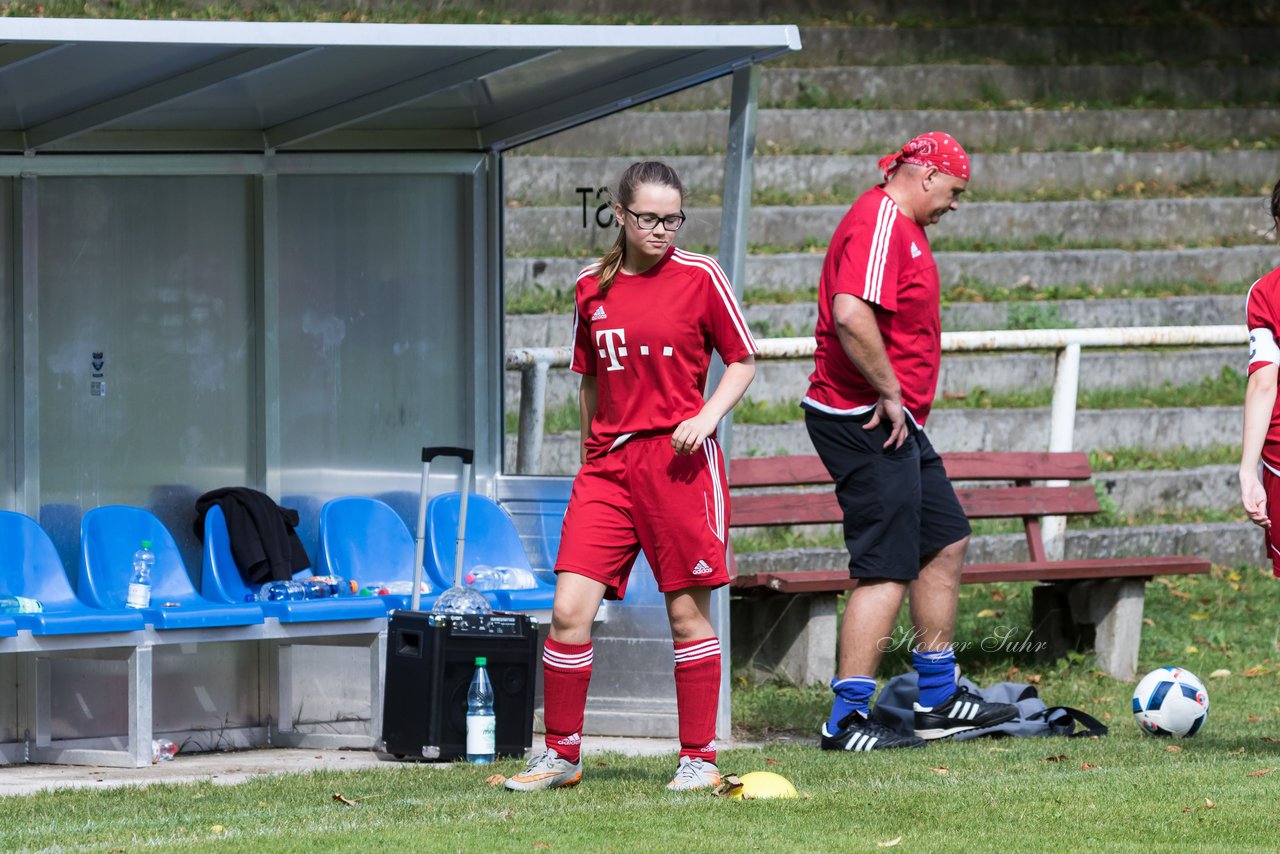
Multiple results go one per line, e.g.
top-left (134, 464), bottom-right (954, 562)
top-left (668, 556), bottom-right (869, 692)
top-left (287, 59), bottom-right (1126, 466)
top-left (804, 408), bottom-right (971, 581)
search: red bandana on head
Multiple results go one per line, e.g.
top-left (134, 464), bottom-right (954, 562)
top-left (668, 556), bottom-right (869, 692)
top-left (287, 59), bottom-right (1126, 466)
top-left (877, 132), bottom-right (970, 182)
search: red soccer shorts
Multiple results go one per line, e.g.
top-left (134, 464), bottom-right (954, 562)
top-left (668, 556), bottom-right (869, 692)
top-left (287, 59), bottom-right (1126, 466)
top-left (1263, 466), bottom-right (1280, 577)
top-left (554, 435), bottom-right (732, 600)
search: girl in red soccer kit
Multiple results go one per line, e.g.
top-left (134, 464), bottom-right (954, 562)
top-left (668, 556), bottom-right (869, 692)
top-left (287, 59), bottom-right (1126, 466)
top-left (506, 161), bottom-right (757, 792)
top-left (1240, 179), bottom-right (1280, 570)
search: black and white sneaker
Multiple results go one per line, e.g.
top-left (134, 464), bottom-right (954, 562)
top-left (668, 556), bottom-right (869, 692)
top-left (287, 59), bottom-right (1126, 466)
top-left (913, 685), bottom-right (1018, 740)
top-left (820, 710), bottom-right (926, 751)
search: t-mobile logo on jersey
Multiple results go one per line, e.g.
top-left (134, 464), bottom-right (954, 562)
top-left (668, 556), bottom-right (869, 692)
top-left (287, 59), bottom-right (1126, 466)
top-left (596, 327), bottom-right (675, 371)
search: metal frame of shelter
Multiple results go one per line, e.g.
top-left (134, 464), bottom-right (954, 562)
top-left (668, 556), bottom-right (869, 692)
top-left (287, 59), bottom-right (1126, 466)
top-left (0, 18), bottom-right (800, 748)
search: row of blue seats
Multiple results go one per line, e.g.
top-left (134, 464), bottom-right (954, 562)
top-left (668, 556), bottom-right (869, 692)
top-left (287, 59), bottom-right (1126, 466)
top-left (0, 493), bottom-right (557, 639)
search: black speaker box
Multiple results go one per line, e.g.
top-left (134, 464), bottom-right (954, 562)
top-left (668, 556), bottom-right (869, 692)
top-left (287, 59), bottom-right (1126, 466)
top-left (382, 611), bottom-right (539, 761)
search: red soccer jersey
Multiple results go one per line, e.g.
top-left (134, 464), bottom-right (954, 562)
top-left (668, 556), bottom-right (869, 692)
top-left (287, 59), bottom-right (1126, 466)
top-left (571, 246), bottom-right (757, 459)
top-left (802, 186), bottom-right (942, 426)
top-left (1246, 265), bottom-right (1280, 471)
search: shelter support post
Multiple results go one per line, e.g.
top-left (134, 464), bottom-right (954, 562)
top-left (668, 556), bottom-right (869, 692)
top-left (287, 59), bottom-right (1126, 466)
top-left (715, 63), bottom-right (760, 742)
top-left (1044, 343), bottom-right (1081, 561)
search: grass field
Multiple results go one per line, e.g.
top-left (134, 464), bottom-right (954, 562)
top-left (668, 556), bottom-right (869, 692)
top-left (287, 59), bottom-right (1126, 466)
top-left (3, 564), bottom-right (1278, 852)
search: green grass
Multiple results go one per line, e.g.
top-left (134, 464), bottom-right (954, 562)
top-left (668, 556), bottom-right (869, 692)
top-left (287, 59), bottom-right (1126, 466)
top-left (509, 178), bottom-right (1273, 210)
top-left (726, 368), bottom-right (1245, 424)
top-left (1089, 444), bottom-right (1242, 472)
top-left (7, 563), bottom-right (1280, 851)
top-left (505, 397), bottom-right (580, 435)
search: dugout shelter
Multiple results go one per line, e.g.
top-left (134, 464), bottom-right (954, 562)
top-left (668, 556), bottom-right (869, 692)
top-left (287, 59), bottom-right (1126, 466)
top-left (0, 17), bottom-right (799, 756)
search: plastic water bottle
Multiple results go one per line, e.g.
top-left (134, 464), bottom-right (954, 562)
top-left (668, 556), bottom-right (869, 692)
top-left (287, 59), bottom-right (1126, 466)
top-left (256, 580), bottom-right (308, 602)
top-left (466, 656), bottom-right (496, 764)
top-left (151, 739), bottom-right (178, 762)
top-left (465, 565), bottom-right (539, 591)
top-left (125, 540), bottom-right (155, 609)
top-left (308, 575), bottom-right (357, 597)
top-left (0, 595), bottom-right (42, 614)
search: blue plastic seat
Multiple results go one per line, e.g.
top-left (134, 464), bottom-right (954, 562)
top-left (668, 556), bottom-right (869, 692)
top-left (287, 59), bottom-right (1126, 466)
top-left (317, 497), bottom-right (438, 612)
top-left (201, 504), bottom-right (387, 622)
top-left (0, 510), bottom-right (145, 635)
top-left (425, 493), bottom-right (556, 612)
top-left (79, 506), bottom-right (264, 630)
top-left (0, 617), bottom-right (15, 638)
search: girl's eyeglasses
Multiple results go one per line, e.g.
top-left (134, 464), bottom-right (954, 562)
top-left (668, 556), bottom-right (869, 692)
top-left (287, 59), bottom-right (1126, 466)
top-left (623, 206), bottom-right (686, 231)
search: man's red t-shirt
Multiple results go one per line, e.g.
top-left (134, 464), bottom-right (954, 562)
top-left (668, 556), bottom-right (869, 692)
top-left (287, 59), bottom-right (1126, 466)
top-left (803, 186), bottom-right (942, 426)
top-left (571, 247), bottom-right (757, 459)
top-left (1246, 265), bottom-right (1280, 471)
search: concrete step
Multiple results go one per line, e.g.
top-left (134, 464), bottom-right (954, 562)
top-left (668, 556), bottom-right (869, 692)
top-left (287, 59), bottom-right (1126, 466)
top-left (505, 246), bottom-right (1275, 298)
top-left (506, 198), bottom-right (1270, 255)
top-left (506, 295), bottom-right (1243, 347)
top-left (792, 24), bottom-right (1280, 66)
top-left (737, 521), bottom-right (1257, 581)
top-left (506, 151), bottom-right (1280, 204)
top-left (660, 65), bottom-right (1280, 110)
top-left (507, 406), bottom-right (1238, 475)
top-left (504, 346), bottom-right (1241, 413)
top-left (518, 108), bottom-right (1280, 156)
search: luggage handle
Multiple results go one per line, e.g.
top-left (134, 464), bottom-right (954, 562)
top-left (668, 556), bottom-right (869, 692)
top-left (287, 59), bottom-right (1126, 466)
top-left (412, 446), bottom-right (475, 610)
top-left (422, 446), bottom-right (474, 465)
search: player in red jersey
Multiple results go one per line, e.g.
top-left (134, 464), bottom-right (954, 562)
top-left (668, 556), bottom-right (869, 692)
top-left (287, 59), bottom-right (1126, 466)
top-left (1240, 179), bottom-right (1280, 575)
top-left (506, 161), bottom-right (757, 793)
top-left (803, 133), bottom-right (1016, 751)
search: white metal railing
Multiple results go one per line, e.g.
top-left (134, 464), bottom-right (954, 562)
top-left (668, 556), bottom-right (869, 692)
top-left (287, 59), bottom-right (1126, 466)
top-left (507, 324), bottom-right (1248, 557)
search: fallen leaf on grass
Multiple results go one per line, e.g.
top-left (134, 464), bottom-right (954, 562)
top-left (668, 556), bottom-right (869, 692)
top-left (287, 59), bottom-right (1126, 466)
top-left (877, 838), bottom-right (902, 848)
top-left (1184, 645), bottom-right (1200, 655)
top-left (1182, 807), bottom-right (1193, 814)
top-left (990, 590), bottom-right (1005, 602)
top-left (1242, 666), bottom-right (1272, 677)
top-left (593, 761), bottom-right (609, 768)
top-left (1262, 737), bottom-right (1280, 743)
top-left (1044, 754), bottom-right (1068, 762)
top-left (1080, 763), bottom-right (1098, 771)
top-left (211, 826), bottom-right (225, 834)
top-left (1026, 674), bottom-right (1041, 684)
top-left (929, 766), bottom-right (949, 776)
top-left (975, 609), bottom-right (1003, 618)
top-left (1247, 768), bottom-right (1275, 778)
top-left (1204, 799), bottom-right (1215, 809)
top-left (1189, 612), bottom-right (1210, 621)
top-left (534, 844), bottom-right (551, 850)
top-left (1142, 618), bottom-right (1155, 627)
top-left (1209, 669), bottom-right (1231, 678)
top-left (1166, 745), bottom-right (1182, 753)
top-left (486, 774), bottom-right (507, 787)
top-left (332, 793), bottom-right (359, 806)
top-left (765, 758), bottom-right (780, 765)
top-left (712, 775), bottom-right (744, 798)
top-left (1249, 715), bottom-right (1261, 723)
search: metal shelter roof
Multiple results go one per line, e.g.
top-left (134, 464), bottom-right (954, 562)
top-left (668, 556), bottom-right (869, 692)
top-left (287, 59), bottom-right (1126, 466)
top-left (0, 17), bottom-right (798, 154)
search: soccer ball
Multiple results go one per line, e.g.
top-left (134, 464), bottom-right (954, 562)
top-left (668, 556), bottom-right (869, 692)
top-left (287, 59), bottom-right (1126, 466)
top-left (1132, 667), bottom-right (1209, 737)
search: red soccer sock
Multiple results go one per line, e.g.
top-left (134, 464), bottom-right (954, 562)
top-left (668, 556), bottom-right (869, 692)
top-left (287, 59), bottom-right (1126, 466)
top-left (541, 638), bottom-right (593, 764)
top-left (673, 637), bottom-right (721, 763)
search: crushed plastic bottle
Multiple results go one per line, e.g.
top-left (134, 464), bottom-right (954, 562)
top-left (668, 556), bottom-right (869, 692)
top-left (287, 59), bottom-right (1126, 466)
top-left (151, 739), bottom-right (178, 762)
top-left (464, 565), bottom-right (539, 591)
top-left (360, 580), bottom-right (431, 597)
top-left (0, 595), bottom-right (43, 614)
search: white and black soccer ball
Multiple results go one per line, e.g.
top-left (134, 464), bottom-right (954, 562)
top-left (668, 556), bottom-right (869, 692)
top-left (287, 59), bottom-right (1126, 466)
top-left (1132, 666), bottom-right (1209, 737)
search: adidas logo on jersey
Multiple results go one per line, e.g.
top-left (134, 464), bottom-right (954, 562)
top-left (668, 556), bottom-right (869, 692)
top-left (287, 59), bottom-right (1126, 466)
top-left (910, 241), bottom-right (922, 259)
top-left (692, 560), bottom-right (713, 576)
top-left (700, 740), bottom-right (717, 752)
top-left (590, 306), bottom-right (607, 322)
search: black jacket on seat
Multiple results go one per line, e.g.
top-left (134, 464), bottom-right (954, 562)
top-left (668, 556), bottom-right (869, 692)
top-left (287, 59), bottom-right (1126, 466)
top-left (194, 487), bottom-right (311, 584)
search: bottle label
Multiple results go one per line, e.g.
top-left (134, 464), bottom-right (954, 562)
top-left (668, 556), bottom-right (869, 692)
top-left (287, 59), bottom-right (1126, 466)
top-left (466, 713), bottom-right (496, 756)
top-left (126, 582), bottom-right (151, 609)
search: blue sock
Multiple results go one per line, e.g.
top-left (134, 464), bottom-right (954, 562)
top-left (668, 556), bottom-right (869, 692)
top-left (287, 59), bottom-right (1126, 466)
top-left (913, 648), bottom-right (958, 708)
top-left (827, 676), bottom-right (876, 732)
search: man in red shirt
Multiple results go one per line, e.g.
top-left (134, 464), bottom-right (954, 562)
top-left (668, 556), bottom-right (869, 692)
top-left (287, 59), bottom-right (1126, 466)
top-left (803, 132), bottom-right (1016, 750)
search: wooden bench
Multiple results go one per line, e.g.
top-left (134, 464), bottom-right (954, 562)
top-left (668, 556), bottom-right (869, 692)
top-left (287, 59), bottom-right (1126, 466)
top-left (728, 451), bottom-right (1211, 683)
